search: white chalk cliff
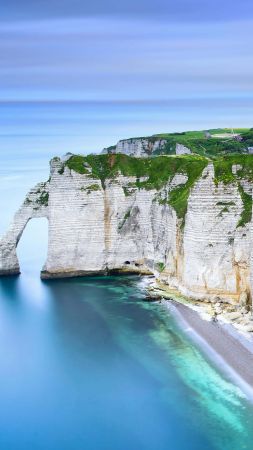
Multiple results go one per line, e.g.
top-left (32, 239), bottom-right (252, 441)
top-left (0, 153), bottom-right (252, 309)
top-left (102, 138), bottom-right (167, 157)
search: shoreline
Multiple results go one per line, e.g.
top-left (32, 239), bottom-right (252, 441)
top-left (164, 299), bottom-right (253, 397)
top-left (141, 276), bottom-right (253, 398)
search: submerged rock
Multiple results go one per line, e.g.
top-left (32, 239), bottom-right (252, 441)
top-left (143, 295), bottom-right (162, 302)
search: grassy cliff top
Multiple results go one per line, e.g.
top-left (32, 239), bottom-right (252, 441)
top-left (104, 128), bottom-right (253, 158)
top-left (64, 152), bottom-right (253, 182)
top-left (154, 128), bottom-right (253, 158)
top-left (128, 127), bottom-right (250, 140)
top-left (64, 153), bottom-right (207, 186)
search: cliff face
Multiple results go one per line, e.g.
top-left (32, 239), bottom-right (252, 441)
top-left (0, 153), bottom-right (252, 307)
top-left (43, 157), bottom-right (181, 277)
top-left (174, 164), bottom-right (251, 302)
top-left (0, 182), bottom-right (49, 275)
top-left (102, 138), bottom-right (167, 157)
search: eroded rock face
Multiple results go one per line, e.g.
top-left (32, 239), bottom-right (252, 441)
top-left (41, 158), bottom-right (180, 277)
top-left (174, 164), bottom-right (251, 302)
top-left (0, 155), bottom-right (252, 307)
top-left (103, 138), bottom-right (167, 157)
top-left (0, 182), bottom-right (49, 275)
top-left (175, 143), bottom-right (191, 155)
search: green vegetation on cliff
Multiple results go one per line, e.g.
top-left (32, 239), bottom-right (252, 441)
top-left (66, 155), bottom-right (89, 174)
top-left (237, 185), bottom-right (252, 228)
top-left (36, 191), bottom-right (49, 206)
top-left (213, 154), bottom-right (253, 184)
top-left (103, 127), bottom-right (253, 158)
top-left (66, 153), bottom-right (208, 222)
top-left (213, 154), bottom-right (253, 227)
top-left (80, 183), bottom-right (101, 193)
top-left (66, 153), bottom-right (207, 187)
top-left (153, 129), bottom-right (253, 158)
top-left (64, 152), bottom-right (253, 227)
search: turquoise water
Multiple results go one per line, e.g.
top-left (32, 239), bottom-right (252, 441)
top-left (1, 262), bottom-right (253, 449)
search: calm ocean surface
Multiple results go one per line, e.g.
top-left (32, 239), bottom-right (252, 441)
top-left (1, 144), bottom-right (253, 450)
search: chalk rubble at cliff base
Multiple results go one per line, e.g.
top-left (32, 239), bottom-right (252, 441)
top-left (146, 278), bottom-right (253, 334)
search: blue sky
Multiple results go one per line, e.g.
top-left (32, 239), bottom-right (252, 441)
top-left (0, 0), bottom-right (253, 158)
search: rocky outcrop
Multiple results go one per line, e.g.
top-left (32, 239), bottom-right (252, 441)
top-left (41, 157), bottom-right (182, 277)
top-left (0, 154), bottom-right (252, 309)
top-left (103, 139), bottom-right (191, 158)
top-left (175, 143), bottom-right (191, 155)
top-left (163, 163), bottom-right (251, 303)
top-left (102, 138), bottom-right (167, 157)
top-left (0, 182), bottom-right (49, 275)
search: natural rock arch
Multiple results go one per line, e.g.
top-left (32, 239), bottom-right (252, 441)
top-left (0, 182), bottom-right (49, 275)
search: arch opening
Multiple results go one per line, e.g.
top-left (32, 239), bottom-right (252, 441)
top-left (16, 217), bottom-right (48, 275)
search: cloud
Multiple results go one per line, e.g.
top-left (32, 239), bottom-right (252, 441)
top-left (1, 0), bottom-right (253, 23)
top-left (0, 17), bottom-right (252, 102)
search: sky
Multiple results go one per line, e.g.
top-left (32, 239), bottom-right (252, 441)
top-left (0, 0), bottom-right (253, 160)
